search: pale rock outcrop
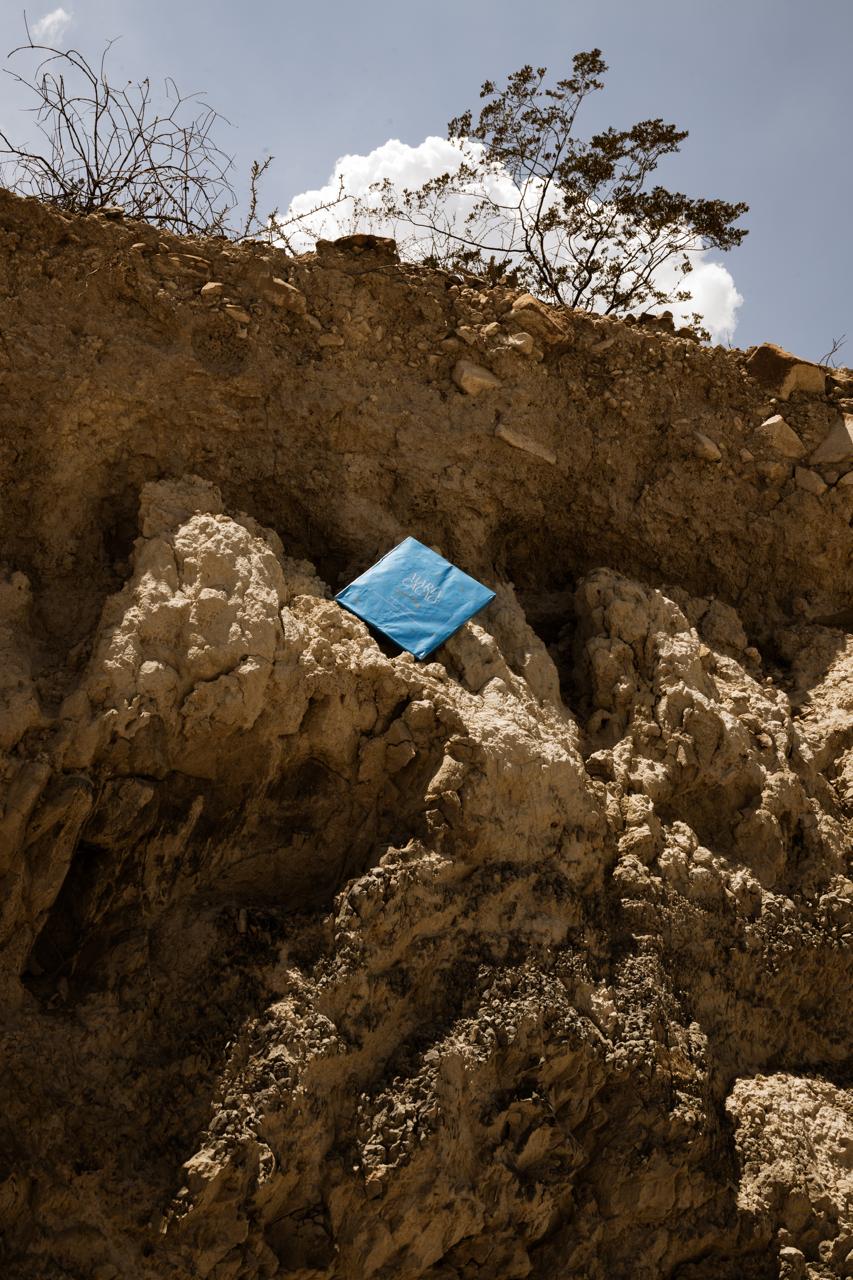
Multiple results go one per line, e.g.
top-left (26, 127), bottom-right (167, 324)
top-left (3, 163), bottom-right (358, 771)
top-left (0, 189), bottom-right (850, 1279)
top-left (746, 343), bottom-right (826, 399)
top-left (728, 1075), bottom-right (853, 1277)
top-left (0, 477), bottom-right (850, 1279)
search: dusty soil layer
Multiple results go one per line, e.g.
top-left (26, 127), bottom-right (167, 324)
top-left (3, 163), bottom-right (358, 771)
top-left (0, 191), bottom-right (851, 1279)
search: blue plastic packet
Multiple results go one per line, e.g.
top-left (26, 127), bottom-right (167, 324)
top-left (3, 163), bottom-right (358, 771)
top-left (335, 537), bottom-right (496, 660)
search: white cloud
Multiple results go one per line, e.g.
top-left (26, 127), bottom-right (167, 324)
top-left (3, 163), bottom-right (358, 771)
top-left (32, 7), bottom-right (73, 42)
top-left (649, 247), bottom-right (743, 342)
top-left (284, 136), bottom-right (517, 252)
top-left (281, 135), bottom-right (743, 343)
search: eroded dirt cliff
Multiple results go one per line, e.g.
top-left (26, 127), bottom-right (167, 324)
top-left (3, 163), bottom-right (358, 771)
top-left (0, 190), bottom-right (851, 1279)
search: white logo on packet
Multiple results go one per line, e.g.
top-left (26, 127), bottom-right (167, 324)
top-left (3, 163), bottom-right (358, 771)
top-left (402, 572), bottom-right (442, 605)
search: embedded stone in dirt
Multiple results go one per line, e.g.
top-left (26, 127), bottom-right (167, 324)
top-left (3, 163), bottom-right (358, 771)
top-left (794, 466), bottom-right (827, 495)
top-left (754, 413), bottom-right (805, 457)
top-left (495, 422), bottom-right (556, 463)
top-left (745, 342), bottom-right (826, 398)
top-left (504, 331), bottom-right (536, 355)
top-left (452, 358), bottom-right (502, 394)
top-left (316, 233), bottom-right (399, 261)
top-left (693, 430), bottom-right (722, 461)
top-left (265, 277), bottom-right (307, 312)
top-left (810, 413), bottom-right (853, 465)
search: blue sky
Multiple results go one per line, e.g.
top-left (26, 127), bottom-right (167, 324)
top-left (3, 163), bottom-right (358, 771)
top-left (2, 0), bottom-right (851, 358)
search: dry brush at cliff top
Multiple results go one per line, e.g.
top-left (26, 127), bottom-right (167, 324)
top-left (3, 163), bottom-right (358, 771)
top-left (0, 189), bottom-right (852, 1280)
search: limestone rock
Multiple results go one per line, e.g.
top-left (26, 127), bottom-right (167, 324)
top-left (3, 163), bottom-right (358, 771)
top-left (223, 303), bottom-right (251, 325)
top-left (199, 281), bottom-right (225, 303)
top-left (504, 331), bottom-right (536, 356)
top-left (317, 233), bottom-right (399, 262)
top-left (637, 309), bottom-right (676, 334)
top-left (511, 292), bottom-right (543, 313)
top-left (495, 422), bottom-right (556, 464)
top-left (727, 1076), bottom-right (853, 1274)
top-left (693, 430), bottom-right (722, 461)
top-left (828, 367), bottom-right (853, 396)
top-left (265, 277), bottom-right (307, 312)
top-left (452, 359), bottom-right (501, 395)
top-left (794, 466), bottom-right (827, 495)
top-left (509, 292), bottom-right (566, 342)
top-left (758, 459), bottom-right (791, 483)
top-left (810, 413), bottom-right (853, 465)
top-left (454, 325), bottom-right (478, 346)
top-left (754, 413), bottom-right (805, 458)
top-left (745, 343), bottom-right (826, 399)
top-left (156, 252), bottom-right (211, 280)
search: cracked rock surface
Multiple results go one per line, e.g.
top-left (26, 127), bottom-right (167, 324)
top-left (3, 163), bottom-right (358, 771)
top-left (0, 192), bottom-right (851, 1279)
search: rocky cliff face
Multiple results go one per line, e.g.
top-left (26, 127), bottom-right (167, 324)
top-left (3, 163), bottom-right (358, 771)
top-left (0, 190), bottom-right (851, 1280)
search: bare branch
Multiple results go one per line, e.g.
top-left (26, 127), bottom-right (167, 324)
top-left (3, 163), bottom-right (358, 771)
top-left (818, 334), bottom-right (847, 369)
top-left (0, 32), bottom-right (236, 234)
